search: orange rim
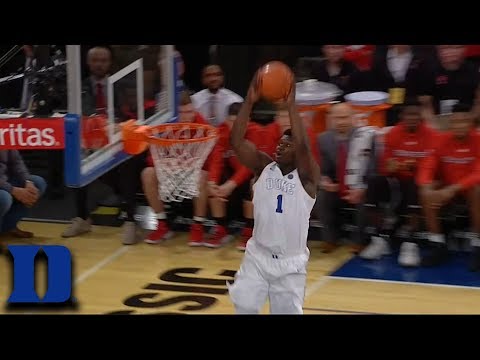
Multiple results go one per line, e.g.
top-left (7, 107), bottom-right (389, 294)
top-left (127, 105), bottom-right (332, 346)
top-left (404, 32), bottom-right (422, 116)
top-left (142, 122), bottom-right (218, 146)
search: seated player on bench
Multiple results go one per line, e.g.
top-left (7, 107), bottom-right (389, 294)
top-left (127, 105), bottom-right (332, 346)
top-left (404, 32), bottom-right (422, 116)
top-left (206, 102), bottom-right (257, 249)
top-left (141, 91), bottom-right (211, 246)
top-left (417, 103), bottom-right (480, 270)
top-left (359, 99), bottom-right (437, 267)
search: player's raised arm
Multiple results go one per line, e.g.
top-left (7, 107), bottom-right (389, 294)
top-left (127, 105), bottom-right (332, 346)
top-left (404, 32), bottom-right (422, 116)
top-left (230, 74), bottom-right (273, 176)
top-left (285, 79), bottom-right (319, 198)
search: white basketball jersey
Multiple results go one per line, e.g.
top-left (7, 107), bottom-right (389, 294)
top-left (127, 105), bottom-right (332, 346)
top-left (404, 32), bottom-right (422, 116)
top-left (251, 162), bottom-right (316, 256)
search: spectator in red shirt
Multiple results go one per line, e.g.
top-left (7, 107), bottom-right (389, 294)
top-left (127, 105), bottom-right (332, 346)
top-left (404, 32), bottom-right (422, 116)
top-left (417, 103), bottom-right (480, 270)
top-left (359, 99), bottom-right (437, 267)
top-left (141, 91), bottom-right (211, 246)
top-left (344, 45), bottom-right (375, 71)
top-left (206, 102), bottom-right (256, 249)
top-left (465, 45), bottom-right (480, 69)
top-left (418, 45), bottom-right (480, 128)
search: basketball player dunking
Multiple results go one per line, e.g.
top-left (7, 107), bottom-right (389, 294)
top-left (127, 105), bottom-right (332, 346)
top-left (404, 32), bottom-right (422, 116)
top-left (228, 71), bottom-right (319, 314)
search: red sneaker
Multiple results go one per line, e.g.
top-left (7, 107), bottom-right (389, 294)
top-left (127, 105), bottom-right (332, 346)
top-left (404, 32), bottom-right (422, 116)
top-left (188, 223), bottom-right (204, 247)
top-left (237, 227), bottom-right (252, 251)
top-left (204, 225), bottom-right (231, 248)
top-left (145, 221), bottom-right (174, 244)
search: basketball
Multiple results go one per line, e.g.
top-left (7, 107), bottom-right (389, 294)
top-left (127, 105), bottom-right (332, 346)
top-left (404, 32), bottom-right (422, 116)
top-left (257, 61), bottom-right (294, 102)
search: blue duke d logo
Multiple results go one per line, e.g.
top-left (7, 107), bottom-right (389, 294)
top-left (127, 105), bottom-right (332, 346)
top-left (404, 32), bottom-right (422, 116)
top-left (8, 245), bottom-right (72, 304)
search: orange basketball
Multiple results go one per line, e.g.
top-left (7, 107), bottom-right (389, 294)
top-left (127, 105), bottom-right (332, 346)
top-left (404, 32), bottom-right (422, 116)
top-left (257, 61), bottom-right (294, 102)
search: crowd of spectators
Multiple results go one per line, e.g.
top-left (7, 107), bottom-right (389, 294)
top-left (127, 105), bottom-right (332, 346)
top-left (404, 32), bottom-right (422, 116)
top-left (1, 45), bottom-right (479, 274)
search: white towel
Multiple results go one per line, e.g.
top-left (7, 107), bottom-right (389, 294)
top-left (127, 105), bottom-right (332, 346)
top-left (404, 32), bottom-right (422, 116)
top-left (345, 126), bottom-right (378, 188)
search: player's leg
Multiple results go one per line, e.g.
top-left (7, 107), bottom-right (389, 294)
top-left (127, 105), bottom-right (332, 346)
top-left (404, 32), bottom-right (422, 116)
top-left (420, 184), bottom-right (449, 267)
top-left (205, 191), bottom-right (230, 248)
top-left (238, 178), bottom-right (254, 251)
top-left (0, 175), bottom-right (46, 238)
top-left (397, 177), bottom-right (421, 267)
top-left (268, 256), bottom-right (308, 314)
top-left (204, 170), bottom-right (237, 248)
top-left (0, 189), bottom-right (12, 251)
top-left (189, 170), bottom-right (209, 246)
top-left (228, 250), bottom-right (269, 314)
top-left (360, 176), bottom-right (393, 260)
top-left (61, 186), bottom-right (92, 238)
top-left (466, 185), bottom-right (480, 271)
top-left (141, 166), bottom-right (174, 244)
top-left (318, 189), bottom-right (342, 253)
top-left (117, 152), bottom-right (147, 245)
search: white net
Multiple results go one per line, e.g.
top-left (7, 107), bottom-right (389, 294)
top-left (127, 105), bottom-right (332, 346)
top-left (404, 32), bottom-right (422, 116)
top-left (149, 123), bottom-right (218, 202)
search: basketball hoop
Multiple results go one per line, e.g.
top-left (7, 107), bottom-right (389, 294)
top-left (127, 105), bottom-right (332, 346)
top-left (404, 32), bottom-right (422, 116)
top-left (121, 121), bottom-right (218, 202)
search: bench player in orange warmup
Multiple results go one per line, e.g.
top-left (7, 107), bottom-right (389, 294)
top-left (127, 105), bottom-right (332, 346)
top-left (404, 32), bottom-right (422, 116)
top-left (417, 103), bottom-right (480, 270)
top-left (205, 102), bottom-right (259, 249)
top-left (141, 91), bottom-right (211, 246)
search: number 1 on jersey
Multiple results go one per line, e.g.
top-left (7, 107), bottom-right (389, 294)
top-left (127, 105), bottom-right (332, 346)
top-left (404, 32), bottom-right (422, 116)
top-left (276, 194), bottom-right (283, 213)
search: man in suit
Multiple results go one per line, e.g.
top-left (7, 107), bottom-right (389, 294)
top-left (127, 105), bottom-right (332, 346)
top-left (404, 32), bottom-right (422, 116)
top-left (82, 46), bottom-right (113, 116)
top-left (316, 103), bottom-right (376, 254)
top-left (310, 45), bottom-right (361, 96)
top-left (368, 45), bottom-right (425, 126)
top-left (0, 150), bottom-right (47, 252)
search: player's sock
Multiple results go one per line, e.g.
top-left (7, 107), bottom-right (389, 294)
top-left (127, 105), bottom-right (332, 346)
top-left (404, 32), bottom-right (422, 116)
top-left (156, 212), bottom-right (167, 221)
top-left (193, 216), bottom-right (205, 225)
top-left (213, 217), bottom-right (228, 229)
top-left (428, 233), bottom-right (445, 244)
top-left (468, 234), bottom-right (480, 272)
top-left (145, 212), bottom-right (173, 244)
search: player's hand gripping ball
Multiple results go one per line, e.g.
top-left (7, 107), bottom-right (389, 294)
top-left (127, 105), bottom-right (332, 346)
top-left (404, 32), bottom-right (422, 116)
top-left (257, 61), bottom-right (294, 103)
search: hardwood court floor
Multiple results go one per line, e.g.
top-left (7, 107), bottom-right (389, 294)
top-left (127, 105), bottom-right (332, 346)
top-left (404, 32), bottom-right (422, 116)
top-left (1, 221), bottom-right (480, 315)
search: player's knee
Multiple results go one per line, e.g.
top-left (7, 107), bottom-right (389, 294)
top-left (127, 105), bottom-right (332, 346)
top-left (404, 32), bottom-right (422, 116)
top-left (199, 170), bottom-right (208, 185)
top-left (418, 187), bottom-right (430, 203)
top-left (141, 166), bottom-right (157, 187)
top-left (228, 280), bottom-right (265, 314)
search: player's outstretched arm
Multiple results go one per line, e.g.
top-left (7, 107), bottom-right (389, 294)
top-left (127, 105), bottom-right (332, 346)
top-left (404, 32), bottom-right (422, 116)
top-left (285, 80), bottom-right (319, 199)
top-left (230, 74), bottom-right (273, 176)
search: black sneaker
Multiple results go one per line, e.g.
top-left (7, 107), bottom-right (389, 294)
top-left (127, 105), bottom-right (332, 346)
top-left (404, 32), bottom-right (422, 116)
top-left (421, 242), bottom-right (449, 267)
top-left (468, 247), bottom-right (480, 272)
